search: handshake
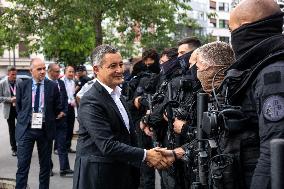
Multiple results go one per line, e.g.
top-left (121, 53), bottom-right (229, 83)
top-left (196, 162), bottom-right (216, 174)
top-left (145, 147), bottom-right (185, 169)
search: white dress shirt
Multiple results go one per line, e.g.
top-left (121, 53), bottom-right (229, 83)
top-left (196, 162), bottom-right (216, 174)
top-left (62, 77), bottom-right (76, 105)
top-left (97, 79), bottom-right (147, 161)
top-left (97, 79), bottom-right (129, 131)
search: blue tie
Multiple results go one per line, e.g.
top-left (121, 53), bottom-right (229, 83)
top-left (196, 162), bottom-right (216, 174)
top-left (34, 83), bottom-right (41, 113)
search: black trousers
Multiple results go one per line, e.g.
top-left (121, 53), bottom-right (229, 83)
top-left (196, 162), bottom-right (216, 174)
top-left (16, 127), bottom-right (52, 189)
top-left (7, 106), bottom-right (17, 151)
top-left (66, 105), bottom-right (75, 150)
top-left (52, 118), bottom-right (70, 171)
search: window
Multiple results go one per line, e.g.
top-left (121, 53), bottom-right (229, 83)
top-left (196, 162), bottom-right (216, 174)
top-left (218, 2), bottom-right (229, 12)
top-left (219, 36), bottom-right (230, 43)
top-left (210, 18), bottom-right (217, 27)
top-left (219, 19), bottom-right (229, 28)
top-left (210, 1), bottom-right (216, 10)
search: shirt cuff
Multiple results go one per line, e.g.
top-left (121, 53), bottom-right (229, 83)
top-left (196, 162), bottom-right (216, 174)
top-left (142, 149), bottom-right (147, 162)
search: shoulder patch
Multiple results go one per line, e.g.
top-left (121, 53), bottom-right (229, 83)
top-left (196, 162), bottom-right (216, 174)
top-left (263, 95), bottom-right (284, 122)
top-left (264, 71), bottom-right (281, 85)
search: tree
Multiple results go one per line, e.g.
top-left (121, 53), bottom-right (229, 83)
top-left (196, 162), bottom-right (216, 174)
top-left (1, 0), bottom-right (193, 64)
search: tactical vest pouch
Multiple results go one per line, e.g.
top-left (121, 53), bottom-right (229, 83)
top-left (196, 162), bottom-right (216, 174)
top-left (219, 108), bottom-right (249, 135)
top-left (209, 154), bottom-right (242, 189)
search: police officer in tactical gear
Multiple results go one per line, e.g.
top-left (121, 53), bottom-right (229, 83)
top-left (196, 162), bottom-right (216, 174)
top-left (127, 49), bottom-right (160, 189)
top-left (223, 0), bottom-right (284, 188)
top-left (141, 39), bottom-right (201, 189)
top-left (156, 41), bottom-right (235, 189)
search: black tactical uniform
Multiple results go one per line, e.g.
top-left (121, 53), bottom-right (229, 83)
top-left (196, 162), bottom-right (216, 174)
top-left (126, 61), bottom-right (160, 189)
top-left (221, 12), bottom-right (284, 189)
top-left (146, 54), bottom-right (200, 189)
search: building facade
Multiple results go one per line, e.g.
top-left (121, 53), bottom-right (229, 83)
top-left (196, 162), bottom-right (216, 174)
top-left (0, 0), bottom-right (47, 77)
top-left (186, 0), bottom-right (232, 43)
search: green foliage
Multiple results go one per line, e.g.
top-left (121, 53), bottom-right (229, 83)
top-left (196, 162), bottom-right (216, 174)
top-left (1, 0), bottom-right (194, 64)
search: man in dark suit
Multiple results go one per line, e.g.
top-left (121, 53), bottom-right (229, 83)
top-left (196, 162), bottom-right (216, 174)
top-left (47, 63), bottom-right (73, 177)
top-left (73, 45), bottom-right (172, 189)
top-left (15, 58), bottom-right (61, 189)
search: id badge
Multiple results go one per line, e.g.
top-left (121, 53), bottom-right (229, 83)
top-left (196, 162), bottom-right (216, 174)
top-left (31, 113), bottom-right (43, 129)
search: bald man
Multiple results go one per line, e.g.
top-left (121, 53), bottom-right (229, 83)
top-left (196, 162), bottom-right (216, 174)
top-left (15, 58), bottom-right (61, 189)
top-left (220, 0), bottom-right (284, 188)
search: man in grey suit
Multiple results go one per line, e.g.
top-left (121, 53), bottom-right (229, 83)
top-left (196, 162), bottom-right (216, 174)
top-left (0, 66), bottom-right (22, 156)
top-left (73, 45), bottom-right (172, 189)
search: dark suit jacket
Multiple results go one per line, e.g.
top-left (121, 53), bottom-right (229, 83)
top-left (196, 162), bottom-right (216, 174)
top-left (57, 79), bottom-right (68, 115)
top-left (15, 78), bottom-right (61, 141)
top-left (73, 81), bottom-right (145, 189)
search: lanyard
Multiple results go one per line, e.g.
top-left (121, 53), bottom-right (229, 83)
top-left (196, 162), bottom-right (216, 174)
top-left (10, 84), bottom-right (16, 96)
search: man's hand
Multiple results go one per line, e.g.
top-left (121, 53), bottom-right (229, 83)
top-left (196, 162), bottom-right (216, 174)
top-left (56, 112), bottom-right (65, 119)
top-left (144, 126), bottom-right (154, 137)
top-left (155, 147), bottom-right (185, 161)
top-left (134, 96), bottom-right (141, 109)
top-left (154, 148), bottom-right (175, 165)
top-left (146, 148), bottom-right (172, 169)
top-left (173, 118), bottom-right (186, 134)
top-left (140, 121), bottom-right (154, 137)
top-left (11, 96), bottom-right (16, 103)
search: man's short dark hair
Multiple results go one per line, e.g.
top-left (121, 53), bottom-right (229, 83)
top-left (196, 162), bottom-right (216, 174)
top-left (76, 65), bottom-right (87, 72)
top-left (177, 37), bottom-right (201, 50)
top-left (142, 48), bottom-right (159, 61)
top-left (64, 66), bottom-right (75, 73)
top-left (47, 63), bottom-right (60, 71)
top-left (161, 48), bottom-right (178, 60)
top-left (7, 66), bottom-right (17, 72)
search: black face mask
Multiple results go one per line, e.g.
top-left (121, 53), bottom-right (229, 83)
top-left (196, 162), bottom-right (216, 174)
top-left (231, 12), bottom-right (283, 60)
top-left (160, 58), bottom-right (179, 76)
top-left (178, 51), bottom-right (192, 71)
top-left (189, 63), bottom-right (198, 79)
top-left (146, 60), bottom-right (160, 74)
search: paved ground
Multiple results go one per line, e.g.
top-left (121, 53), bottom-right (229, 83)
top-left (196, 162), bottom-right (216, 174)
top-left (0, 104), bottom-right (77, 188)
top-left (0, 104), bottom-right (161, 189)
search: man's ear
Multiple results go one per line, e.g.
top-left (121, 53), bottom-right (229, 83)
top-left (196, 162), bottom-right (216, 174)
top-left (93, 65), bottom-right (99, 74)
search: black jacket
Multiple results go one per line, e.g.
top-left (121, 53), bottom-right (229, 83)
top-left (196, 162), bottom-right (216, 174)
top-left (73, 81), bottom-right (144, 189)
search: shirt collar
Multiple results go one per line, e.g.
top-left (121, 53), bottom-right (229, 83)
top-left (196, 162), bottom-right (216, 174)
top-left (32, 78), bottom-right (44, 85)
top-left (96, 79), bottom-right (121, 96)
top-left (63, 76), bottom-right (73, 81)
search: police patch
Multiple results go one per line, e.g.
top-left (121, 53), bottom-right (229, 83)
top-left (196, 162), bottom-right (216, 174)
top-left (263, 95), bottom-right (284, 122)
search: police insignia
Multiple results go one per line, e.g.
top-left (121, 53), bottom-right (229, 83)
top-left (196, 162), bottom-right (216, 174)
top-left (263, 95), bottom-right (284, 122)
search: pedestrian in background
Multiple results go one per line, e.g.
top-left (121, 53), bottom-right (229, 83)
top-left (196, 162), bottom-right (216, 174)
top-left (48, 63), bottom-right (74, 177)
top-left (62, 66), bottom-right (77, 153)
top-left (0, 66), bottom-right (22, 156)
